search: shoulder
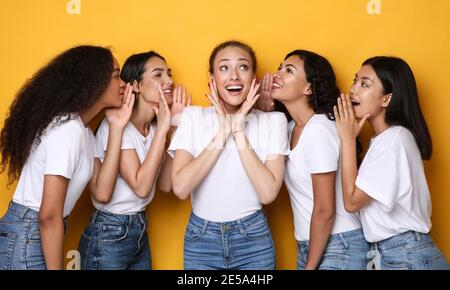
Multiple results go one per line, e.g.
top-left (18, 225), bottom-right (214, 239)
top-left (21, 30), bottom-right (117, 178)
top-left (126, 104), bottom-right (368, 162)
top-left (390, 126), bottom-right (419, 153)
top-left (305, 114), bottom-right (338, 139)
top-left (45, 115), bottom-right (83, 140)
top-left (250, 109), bottom-right (287, 125)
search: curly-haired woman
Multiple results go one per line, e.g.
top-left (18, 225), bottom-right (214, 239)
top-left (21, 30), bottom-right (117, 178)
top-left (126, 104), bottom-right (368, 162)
top-left (259, 50), bottom-right (369, 270)
top-left (0, 45), bottom-right (135, 270)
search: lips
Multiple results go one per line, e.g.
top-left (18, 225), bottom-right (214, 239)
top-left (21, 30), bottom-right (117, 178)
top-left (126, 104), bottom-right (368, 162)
top-left (350, 98), bottom-right (360, 106)
top-left (162, 85), bottom-right (173, 96)
top-left (225, 84), bottom-right (244, 95)
top-left (272, 82), bottom-right (283, 89)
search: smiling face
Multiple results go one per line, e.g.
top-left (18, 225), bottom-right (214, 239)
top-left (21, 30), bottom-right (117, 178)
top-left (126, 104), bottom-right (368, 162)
top-left (211, 46), bottom-right (255, 111)
top-left (271, 55), bottom-right (311, 103)
top-left (135, 56), bottom-right (174, 105)
top-left (98, 57), bottom-right (126, 108)
top-left (349, 64), bottom-right (392, 119)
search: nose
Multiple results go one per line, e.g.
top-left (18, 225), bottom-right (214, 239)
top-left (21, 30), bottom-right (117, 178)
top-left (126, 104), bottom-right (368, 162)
top-left (230, 67), bottom-right (239, 81)
top-left (165, 76), bottom-right (174, 87)
top-left (120, 79), bottom-right (126, 87)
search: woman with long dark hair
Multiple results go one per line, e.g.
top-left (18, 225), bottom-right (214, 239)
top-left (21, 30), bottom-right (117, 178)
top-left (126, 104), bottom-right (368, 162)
top-left (0, 45), bottom-right (134, 269)
top-left (78, 50), bottom-right (189, 269)
top-left (334, 56), bottom-right (449, 269)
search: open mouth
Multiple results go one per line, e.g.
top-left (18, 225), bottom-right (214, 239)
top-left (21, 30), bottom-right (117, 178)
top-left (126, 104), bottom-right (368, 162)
top-left (225, 85), bottom-right (244, 94)
top-left (351, 98), bottom-right (360, 106)
top-left (272, 82), bottom-right (283, 89)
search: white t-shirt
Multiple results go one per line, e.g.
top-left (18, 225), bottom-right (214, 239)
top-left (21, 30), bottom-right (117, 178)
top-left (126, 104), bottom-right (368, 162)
top-left (168, 106), bottom-right (290, 222)
top-left (92, 119), bottom-right (156, 215)
top-left (284, 115), bottom-right (362, 242)
top-left (356, 126), bottom-right (431, 242)
top-left (13, 114), bottom-right (98, 217)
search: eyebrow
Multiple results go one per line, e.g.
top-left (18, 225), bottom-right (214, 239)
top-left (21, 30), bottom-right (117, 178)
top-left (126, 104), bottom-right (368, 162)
top-left (355, 74), bottom-right (373, 82)
top-left (218, 58), bottom-right (250, 63)
top-left (285, 64), bottom-right (297, 70)
top-left (113, 68), bottom-right (120, 73)
top-left (151, 68), bottom-right (165, 73)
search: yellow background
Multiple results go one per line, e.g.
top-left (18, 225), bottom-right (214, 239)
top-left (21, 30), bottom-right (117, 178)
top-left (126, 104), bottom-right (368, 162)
top-left (1, 0), bottom-right (449, 269)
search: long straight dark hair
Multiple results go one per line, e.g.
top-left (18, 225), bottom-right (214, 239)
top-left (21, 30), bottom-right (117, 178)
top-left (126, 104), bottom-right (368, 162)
top-left (363, 56), bottom-right (432, 160)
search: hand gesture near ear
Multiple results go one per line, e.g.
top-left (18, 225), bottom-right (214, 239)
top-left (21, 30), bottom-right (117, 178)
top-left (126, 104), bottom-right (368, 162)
top-left (105, 83), bottom-right (135, 129)
top-left (170, 84), bottom-right (191, 126)
top-left (334, 94), bottom-right (370, 142)
top-left (232, 78), bottom-right (260, 138)
top-left (153, 86), bottom-right (172, 134)
top-left (256, 73), bottom-right (275, 112)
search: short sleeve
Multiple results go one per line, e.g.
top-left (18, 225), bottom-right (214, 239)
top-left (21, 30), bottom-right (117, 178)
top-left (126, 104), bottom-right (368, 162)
top-left (264, 112), bottom-right (290, 161)
top-left (96, 119), bottom-right (136, 158)
top-left (88, 129), bottom-right (103, 159)
top-left (168, 107), bottom-right (197, 158)
top-left (44, 123), bottom-right (83, 179)
top-left (355, 146), bottom-right (409, 212)
top-left (304, 123), bottom-right (340, 174)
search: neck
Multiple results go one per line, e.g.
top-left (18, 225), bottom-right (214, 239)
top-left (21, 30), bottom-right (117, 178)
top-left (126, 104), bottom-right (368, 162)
top-left (223, 102), bottom-right (239, 114)
top-left (282, 97), bottom-right (315, 127)
top-left (130, 101), bottom-right (156, 135)
top-left (370, 113), bottom-right (390, 137)
top-left (79, 103), bottom-right (103, 127)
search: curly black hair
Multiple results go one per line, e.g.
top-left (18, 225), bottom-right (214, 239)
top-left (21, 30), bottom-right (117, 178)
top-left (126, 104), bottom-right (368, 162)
top-left (275, 50), bottom-right (364, 164)
top-left (276, 50), bottom-right (340, 121)
top-left (0, 45), bottom-right (114, 184)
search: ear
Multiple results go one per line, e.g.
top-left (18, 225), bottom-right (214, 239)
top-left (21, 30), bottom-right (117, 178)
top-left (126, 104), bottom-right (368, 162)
top-left (132, 79), bottom-right (140, 94)
top-left (381, 93), bottom-right (392, 108)
top-left (304, 83), bottom-right (312, 96)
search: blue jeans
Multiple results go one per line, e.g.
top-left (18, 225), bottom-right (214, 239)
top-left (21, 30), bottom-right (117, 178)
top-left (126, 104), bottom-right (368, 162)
top-left (297, 228), bottom-right (370, 270)
top-left (184, 210), bottom-right (275, 270)
top-left (0, 202), bottom-right (67, 270)
top-left (78, 209), bottom-right (151, 270)
top-left (368, 230), bottom-right (449, 270)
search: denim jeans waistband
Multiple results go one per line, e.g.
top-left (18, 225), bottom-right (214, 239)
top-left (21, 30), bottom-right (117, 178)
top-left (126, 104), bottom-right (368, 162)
top-left (188, 210), bottom-right (266, 234)
top-left (297, 228), bottom-right (365, 247)
top-left (91, 209), bottom-right (147, 226)
top-left (7, 201), bottom-right (40, 220)
top-left (5, 201), bottom-right (68, 230)
top-left (373, 230), bottom-right (431, 251)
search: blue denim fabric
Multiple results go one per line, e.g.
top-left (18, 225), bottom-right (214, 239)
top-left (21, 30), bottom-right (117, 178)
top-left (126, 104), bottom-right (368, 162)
top-left (184, 210), bottom-right (275, 270)
top-left (297, 228), bottom-right (370, 270)
top-left (367, 230), bottom-right (449, 270)
top-left (0, 202), bottom-right (68, 270)
top-left (78, 209), bottom-right (151, 270)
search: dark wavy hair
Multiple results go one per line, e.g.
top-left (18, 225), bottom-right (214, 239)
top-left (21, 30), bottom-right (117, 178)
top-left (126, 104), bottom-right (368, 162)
top-left (0, 45), bottom-right (114, 184)
top-left (275, 50), bottom-right (340, 121)
top-left (274, 50), bottom-right (365, 164)
top-left (363, 56), bottom-right (432, 160)
top-left (209, 40), bottom-right (257, 74)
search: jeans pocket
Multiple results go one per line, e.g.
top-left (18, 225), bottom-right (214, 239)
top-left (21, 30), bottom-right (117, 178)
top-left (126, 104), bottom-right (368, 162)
top-left (184, 224), bottom-right (203, 241)
top-left (78, 233), bottom-right (91, 269)
top-left (320, 243), bottom-right (348, 270)
top-left (0, 231), bottom-right (17, 270)
top-left (407, 242), bottom-right (449, 270)
top-left (244, 220), bottom-right (271, 241)
top-left (98, 223), bottom-right (128, 243)
top-left (380, 249), bottom-right (409, 270)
